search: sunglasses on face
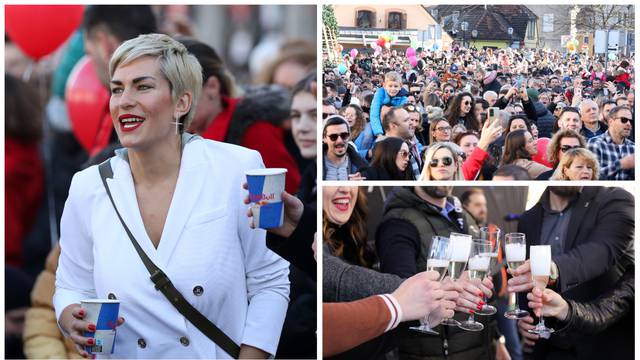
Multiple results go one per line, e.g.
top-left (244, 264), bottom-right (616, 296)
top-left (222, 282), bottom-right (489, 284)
top-left (445, 89), bottom-right (454, 93)
top-left (560, 145), bottom-right (581, 152)
top-left (429, 156), bottom-right (453, 167)
top-left (327, 132), bottom-right (350, 141)
top-left (463, 101), bottom-right (471, 106)
top-left (398, 150), bottom-right (411, 159)
top-left (361, 106), bottom-right (370, 113)
top-left (617, 117), bottom-right (632, 124)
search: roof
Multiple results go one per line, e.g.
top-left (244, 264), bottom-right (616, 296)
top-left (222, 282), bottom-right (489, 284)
top-left (426, 5), bottom-right (538, 42)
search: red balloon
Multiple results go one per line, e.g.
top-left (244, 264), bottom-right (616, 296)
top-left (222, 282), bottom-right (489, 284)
top-left (6, 5), bottom-right (84, 60)
top-left (532, 137), bottom-right (553, 168)
top-left (66, 56), bottom-right (112, 154)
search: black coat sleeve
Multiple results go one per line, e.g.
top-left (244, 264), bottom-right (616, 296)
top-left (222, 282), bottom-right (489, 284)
top-left (558, 267), bottom-right (634, 335)
top-left (266, 204), bottom-right (316, 279)
top-left (554, 190), bottom-right (634, 292)
top-left (375, 218), bottom-right (421, 278)
top-left (522, 99), bottom-right (538, 123)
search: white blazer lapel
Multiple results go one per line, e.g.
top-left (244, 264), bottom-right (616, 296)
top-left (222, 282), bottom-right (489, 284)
top-left (156, 139), bottom-right (209, 266)
top-left (106, 157), bottom-right (160, 260)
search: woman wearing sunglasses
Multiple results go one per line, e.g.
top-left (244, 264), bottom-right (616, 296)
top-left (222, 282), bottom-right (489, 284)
top-left (550, 148), bottom-right (599, 180)
top-left (363, 137), bottom-right (414, 180)
top-left (445, 92), bottom-right (480, 132)
top-left (419, 142), bottom-right (464, 180)
top-left (536, 129), bottom-right (586, 180)
top-left (500, 129), bottom-right (551, 179)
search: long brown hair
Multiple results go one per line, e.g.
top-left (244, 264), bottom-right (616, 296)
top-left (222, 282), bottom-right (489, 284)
top-left (445, 92), bottom-right (479, 132)
top-left (323, 188), bottom-right (373, 268)
top-left (339, 104), bottom-right (365, 140)
top-left (501, 130), bottom-right (531, 165)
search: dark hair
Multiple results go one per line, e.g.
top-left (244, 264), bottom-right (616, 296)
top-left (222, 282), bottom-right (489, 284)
top-left (608, 105), bottom-right (632, 121)
top-left (506, 114), bottom-right (532, 136)
top-left (340, 104), bottom-right (365, 140)
top-left (176, 37), bottom-right (234, 97)
top-left (291, 72), bottom-right (317, 98)
top-left (323, 188), bottom-right (374, 268)
top-left (83, 5), bottom-right (157, 42)
top-left (460, 188), bottom-right (484, 206)
top-left (446, 92), bottom-right (479, 131)
top-left (493, 164), bottom-right (531, 180)
top-left (453, 130), bottom-right (479, 146)
top-left (475, 97), bottom-right (489, 109)
top-left (5, 73), bottom-right (42, 142)
top-left (370, 137), bottom-right (413, 180)
top-left (322, 115), bottom-right (350, 137)
top-left (382, 106), bottom-right (403, 132)
top-left (502, 130), bottom-right (532, 165)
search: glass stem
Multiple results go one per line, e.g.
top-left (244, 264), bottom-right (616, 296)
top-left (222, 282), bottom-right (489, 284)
top-left (513, 291), bottom-right (520, 310)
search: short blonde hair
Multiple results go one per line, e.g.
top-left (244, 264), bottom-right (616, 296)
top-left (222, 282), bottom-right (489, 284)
top-left (551, 148), bottom-right (599, 180)
top-left (419, 142), bottom-right (464, 180)
top-left (109, 33), bottom-right (202, 130)
top-left (384, 71), bottom-right (402, 84)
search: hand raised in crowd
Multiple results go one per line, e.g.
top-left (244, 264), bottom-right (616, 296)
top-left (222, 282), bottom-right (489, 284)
top-left (505, 86), bottom-right (518, 100)
top-left (243, 183), bottom-right (303, 238)
top-left (477, 116), bottom-right (503, 151)
top-left (606, 81), bottom-right (617, 94)
top-left (527, 287), bottom-right (570, 321)
top-left (507, 260), bottom-right (536, 294)
top-left (347, 172), bottom-right (366, 181)
top-left (519, 84), bottom-right (529, 102)
top-left (448, 272), bottom-right (493, 314)
top-left (517, 316), bottom-right (540, 348)
top-left (59, 304), bottom-right (125, 358)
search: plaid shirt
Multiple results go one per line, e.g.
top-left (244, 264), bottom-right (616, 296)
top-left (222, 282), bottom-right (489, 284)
top-left (588, 131), bottom-right (635, 180)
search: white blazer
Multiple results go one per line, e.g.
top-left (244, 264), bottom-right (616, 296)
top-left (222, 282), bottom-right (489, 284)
top-left (54, 135), bottom-right (290, 359)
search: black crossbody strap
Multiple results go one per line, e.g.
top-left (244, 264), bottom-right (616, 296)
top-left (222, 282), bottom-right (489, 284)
top-left (98, 160), bottom-right (240, 358)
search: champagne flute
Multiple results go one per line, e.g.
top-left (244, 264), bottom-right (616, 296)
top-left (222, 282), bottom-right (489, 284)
top-left (441, 232), bottom-right (472, 327)
top-left (476, 226), bottom-right (501, 316)
top-left (528, 245), bottom-right (555, 336)
top-left (504, 233), bottom-right (529, 319)
top-left (410, 236), bottom-right (450, 335)
top-left (459, 240), bottom-right (491, 331)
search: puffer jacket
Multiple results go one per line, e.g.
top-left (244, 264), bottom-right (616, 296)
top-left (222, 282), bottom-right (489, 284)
top-left (532, 101), bottom-right (556, 138)
top-left (23, 244), bottom-right (82, 359)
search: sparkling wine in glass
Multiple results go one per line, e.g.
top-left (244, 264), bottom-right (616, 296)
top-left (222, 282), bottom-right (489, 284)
top-left (459, 240), bottom-right (491, 331)
top-left (504, 233), bottom-right (529, 319)
top-left (476, 226), bottom-right (501, 316)
top-left (528, 245), bottom-right (555, 336)
top-left (410, 236), bottom-right (451, 335)
top-left (441, 232), bottom-right (472, 327)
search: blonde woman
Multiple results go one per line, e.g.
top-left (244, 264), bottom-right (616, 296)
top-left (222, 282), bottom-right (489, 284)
top-left (54, 34), bottom-right (289, 359)
top-left (419, 142), bottom-right (464, 180)
top-left (551, 148), bottom-right (599, 180)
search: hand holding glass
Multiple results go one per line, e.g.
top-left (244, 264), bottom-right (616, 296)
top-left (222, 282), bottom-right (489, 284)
top-left (504, 233), bottom-right (529, 319)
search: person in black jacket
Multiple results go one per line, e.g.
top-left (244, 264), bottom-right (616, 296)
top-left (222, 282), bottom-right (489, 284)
top-left (363, 137), bottom-right (413, 180)
top-left (508, 186), bottom-right (634, 360)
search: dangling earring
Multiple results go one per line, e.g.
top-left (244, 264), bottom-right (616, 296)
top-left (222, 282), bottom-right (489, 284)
top-left (170, 115), bottom-right (180, 134)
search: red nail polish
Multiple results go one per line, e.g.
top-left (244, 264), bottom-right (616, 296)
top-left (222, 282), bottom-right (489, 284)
top-left (479, 300), bottom-right (485, 305)
top-left (88, 324), bottom-right (96, 332)
top-left (470, 309), bottom-right (475, 314)
top-left (79, 309), bottom-right (85, 316)
top-left (479, 292), bottom-right (484, 297)
top-left (87, 338), bottom-right (95, 345)
top-left (477, 304), bottom-right (483, 310)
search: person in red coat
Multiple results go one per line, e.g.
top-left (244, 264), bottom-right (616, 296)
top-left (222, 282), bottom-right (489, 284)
top-left (178, 37), bottom-right (301, 194)
top-left (5, 74), bottom-right (45, 267)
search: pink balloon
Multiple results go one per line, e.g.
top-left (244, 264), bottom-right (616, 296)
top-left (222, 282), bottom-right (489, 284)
top-left (405, 47), bottom-right (416, 58)
top-left (532, 138), bottom-right (553, 168)
top-left (408, 55), bottom-right (418, 68)
top-left (350, 48), bottom-right (358, 58)
top-left (66, 56), bottom-right (112, 154)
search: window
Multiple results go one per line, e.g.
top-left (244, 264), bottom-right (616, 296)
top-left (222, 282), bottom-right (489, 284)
top-left (388, 11), bottom-right (404, 30)
top-left (356, 10), bottom-right (375, 28)
top-left (527, 20), bottom-right (536, 40)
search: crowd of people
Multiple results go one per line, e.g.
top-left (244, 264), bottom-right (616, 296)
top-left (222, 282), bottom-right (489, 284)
top-left (322, 44), bottom-right (635, 180)
top-left (322, 186), bottom-right (634, 360)
top-left (6, 5), bottom-right (316, 359)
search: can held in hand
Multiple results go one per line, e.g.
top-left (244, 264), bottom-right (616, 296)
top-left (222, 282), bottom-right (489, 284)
top-left (246, 168), bottom-right (287, 229)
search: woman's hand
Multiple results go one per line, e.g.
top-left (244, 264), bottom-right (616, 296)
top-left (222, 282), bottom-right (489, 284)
top-left (392, 271), bottom-right (444, 322)
top-left (477, 117), bottom-right (502, 151)
top-left (449, 272), bottom-right (493, 314)
top-left (243, 183), bottom-right (303, 238)
top-left (507, 260), bottom-right (534, 294)
top-left (527, 287), bottom-right (570, 321)
top-left (427, 280), bottom-right (458, 327)
top-left (59, 304), bottom-right (125, 358)
top-left (517, 316), bottom-right (539, 349)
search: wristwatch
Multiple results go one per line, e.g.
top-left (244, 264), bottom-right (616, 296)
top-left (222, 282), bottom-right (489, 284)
top-left (549, 261), bottom-right (559, 286)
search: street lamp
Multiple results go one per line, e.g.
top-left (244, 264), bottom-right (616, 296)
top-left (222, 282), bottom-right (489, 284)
top-left (471, 29), bottom-right (478, 48)
top-left (507, 27), bottom-right (514, 48)
top-left (461, 21), bottom-right (469, 47)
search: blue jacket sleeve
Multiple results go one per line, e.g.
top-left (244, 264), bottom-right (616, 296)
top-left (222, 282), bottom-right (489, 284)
top-left (369, 88), bottom-right (387, 136)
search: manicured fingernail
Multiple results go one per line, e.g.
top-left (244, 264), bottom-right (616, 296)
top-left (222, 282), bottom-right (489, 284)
top-left (479, 300), bottom-right (485, 305)
top-left (88, 324), bottom-right (96, 332)
top-left (479, 292), bottom-right (484, 297)
top-left (79, 309), bottom-right (85, 316)
top-left (477, 304), bottom-right (483, 310)
top-left (470, 309), bottom-right (475, 314)
top-left (87, 338), bottom-right (95, 345)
